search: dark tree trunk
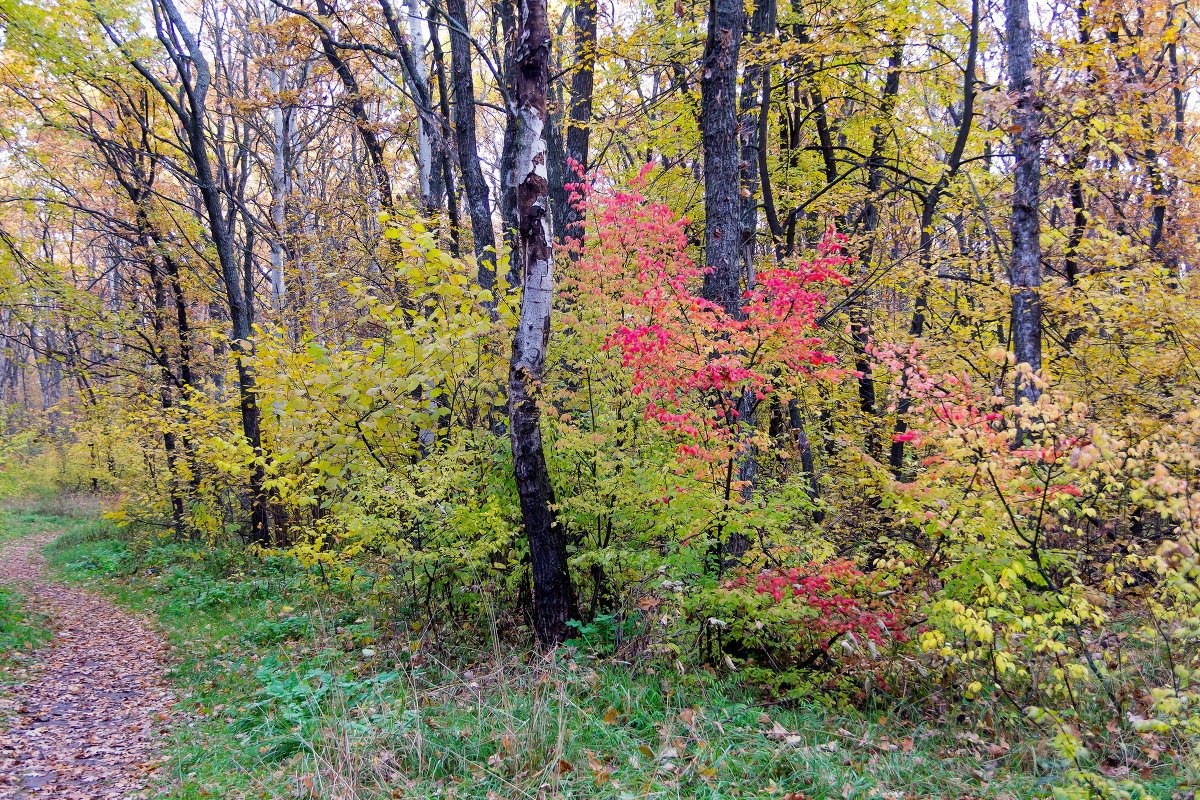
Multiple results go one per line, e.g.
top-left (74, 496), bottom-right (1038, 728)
top-left (1065, 153), bottom-right (1088, 287)
top-left (701, 0), bottom-right (748, 560)
top-left (445, 0), bottom-right (498, 290)
top-left (1006, 0), bottom-right (1042, 410)
top-left (788, 400), bottom-right (823, 523)
top-left (499, 111), bottom-right (521, 281)
top-left (738, 0), bottom-right (771, 285)
top-left (162, 248), bottom-right (201, 498)
top-left (144, 232), bottom-right (186, 539)
top-left (796, 15), bottom-right (884, 463)
top-left (1060, 0), bottom-right (1092, 289)
top-left (726, 0), bottom-right (772, 508)
top-left (700, 0), bottom-right (744, 318)
top-left (315, 0), bottom-right (393, 211)
top-left (425, 2), bottom-right (462, 256)
top-left (509, 0), bottom-right (575, 646)
top-left (558, 0), bottom-right (597, 251)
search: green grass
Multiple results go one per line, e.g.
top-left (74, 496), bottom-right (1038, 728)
top-left (0, 510), bottom-right (1171, 800)
top-left (0, 585), bottom-right (49, 672)
top-left (0, 511), bottom-right (53, 737)
top-left (0, 513), bottom-right (52, 684)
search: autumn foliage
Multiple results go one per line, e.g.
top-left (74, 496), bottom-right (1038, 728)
top-left (0, 0), bottom-right (1199, 793)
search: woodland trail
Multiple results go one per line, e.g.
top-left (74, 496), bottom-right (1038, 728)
top-left (0, 531), bottom-right (174, 799)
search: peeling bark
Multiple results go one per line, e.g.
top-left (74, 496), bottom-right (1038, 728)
top-left (508, 0), bottom-right (575, 646)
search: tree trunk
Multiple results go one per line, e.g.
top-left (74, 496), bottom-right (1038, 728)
top-left (845, 35), bottom-right (902, 466)
top-left (509, 0), bottom-right (575, 646)
top-left (315, 0), bottom-right (393, 211)
top-left (266, 57), bottom-right (301, 310)
top-left (788, 399), bottom-right (823, 523)
top-left (700, 0), bottom-right (744, 318)
top-left (496, 0), bottom-right (521, 280)
top-left (146, 237), bottom-right (186, 539)
top-left (445, 0), bottom-right (498, 290)
top-left (728, 0), bottom-right (773, 501)
top-left (425, 2), bottom-right (462, 256)
top-left (1006, 0), bottom-right (1042, 410)
top-left (701, 0), bottom-right (748, 558)
top-left (407, 0), bottom-right (442, 216)
top-left (558, 0), bottom-right (596, 251)
top-left (738, 0), bottom-right (770, 286)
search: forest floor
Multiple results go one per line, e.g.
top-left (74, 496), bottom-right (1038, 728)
top-left (0, 524), bottom-right (174, 799)
top-left (0, 508), bottom-right (1176, 800)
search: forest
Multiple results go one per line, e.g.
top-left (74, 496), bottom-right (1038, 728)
top-left (0, 0), bottom-right (1196, 796)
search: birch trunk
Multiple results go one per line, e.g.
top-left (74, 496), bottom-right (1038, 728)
top-left (508, 0), bottom-right (574, 646)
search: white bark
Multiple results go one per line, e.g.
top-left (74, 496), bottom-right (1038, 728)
top-left (269, 69), bottom-right (289, 309)
top-left (407, 0), bottom-right (434, 209)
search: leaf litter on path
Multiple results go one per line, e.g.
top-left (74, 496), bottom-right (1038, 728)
top-left (0, 531), bottom-right (174, 798)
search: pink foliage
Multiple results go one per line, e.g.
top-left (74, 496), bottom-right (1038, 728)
top-left (732, 560), bottom-right (907, 650)
top-left (869, 339), bottom-right (1085, 506)
top-left (564, 167), bottom-right (849, 464)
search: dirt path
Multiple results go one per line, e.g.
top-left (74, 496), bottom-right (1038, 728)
top-left (0, 532), bottom-right (174, 799)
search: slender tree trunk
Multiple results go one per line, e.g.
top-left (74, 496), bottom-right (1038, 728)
top-left (891, 1), bottom-right (977, 475)
top-left (497, 0), bottom-right (521, 279)
top-left (558, 0), bottom-right (596, 251)
top-left (162, 250), bottom-right (201, 497)
top-left (788, 399), bottom-right (823, 522)
top-left (376, 0), bottom-right (456, 240)
top-left (1065, 152), bottom-right (1088, 286)
top-left (267, 66), bottom-right (294, 309)
top-left (499, 110), bottom-right (520, 279)
top-left (42, 320), bottom-right (61, 412)
top-left (315, 0), bottom-right (393, 212)
top-left (509, 0), bottom-right (575, 646)
top-left (797, 15), bottom-right (884, 463)
top-left (445, 0), bottom-right (498, 290)
top-left (142, 229), bottom-right (186, 539)
top-left (1164, 12), bottom-right (1184, 275)
top-left (0, 308), bottom-right (10, 407)
top-left (426, 2), bottom-right (462, 255)
top-left (135, 0), bottom-right (269, 544)
top-left (738, 0), bottom-right (770, 286)
top-left (407, 0), bottom-right (441, 216)
top-left (1006, 0), bottom-right (1042, 410)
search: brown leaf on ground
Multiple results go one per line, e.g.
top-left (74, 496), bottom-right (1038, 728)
top-left (0, 531), bottom-right (174, 799)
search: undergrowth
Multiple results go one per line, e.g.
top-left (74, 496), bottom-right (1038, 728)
top-left (11, 510), bottom-right (1176, 800)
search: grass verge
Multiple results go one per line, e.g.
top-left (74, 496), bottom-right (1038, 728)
top-left (1, 510), bottom-right (1169, 800)
top-left (0, 512), bottom-right (53, 686)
